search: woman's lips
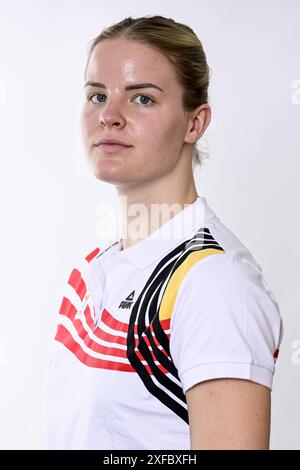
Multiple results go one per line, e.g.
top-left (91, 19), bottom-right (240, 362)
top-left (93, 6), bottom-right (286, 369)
top-left (97, 143), bottom-right (132, 153)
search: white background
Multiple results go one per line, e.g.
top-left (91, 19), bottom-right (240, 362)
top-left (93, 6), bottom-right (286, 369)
top-left (0, 0), bottom-right (299, 449)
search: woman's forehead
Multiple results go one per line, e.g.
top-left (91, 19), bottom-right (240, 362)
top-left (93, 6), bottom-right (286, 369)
top-left (91, 39), bottom-right (172, 71)
top-left (86, 41), bottom-right (178, 92)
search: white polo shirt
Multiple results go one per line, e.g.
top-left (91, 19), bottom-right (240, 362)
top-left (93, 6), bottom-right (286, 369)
top-left (42, 195), bottom-right (284, 450)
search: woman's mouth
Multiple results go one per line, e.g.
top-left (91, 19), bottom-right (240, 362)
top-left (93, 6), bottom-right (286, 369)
top-left (97, 143), bottom-right (133, 153)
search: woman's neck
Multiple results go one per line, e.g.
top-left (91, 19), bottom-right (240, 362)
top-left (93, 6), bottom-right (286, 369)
top-left (117, 187), bottom-right (199, 251)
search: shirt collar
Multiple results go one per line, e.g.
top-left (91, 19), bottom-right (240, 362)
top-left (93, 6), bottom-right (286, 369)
top-left (100, 195), bottom-right (217, 270)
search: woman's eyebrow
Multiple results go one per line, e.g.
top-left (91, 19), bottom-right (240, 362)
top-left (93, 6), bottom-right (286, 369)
top-left (83, 81), bottom-right (164, 92)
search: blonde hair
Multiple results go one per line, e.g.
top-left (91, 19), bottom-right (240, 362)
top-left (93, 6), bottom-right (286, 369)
top-left (84, 15), bottom-right (211, 169)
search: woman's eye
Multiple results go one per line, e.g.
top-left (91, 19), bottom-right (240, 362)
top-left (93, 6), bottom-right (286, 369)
top-left (88, 94), bottom-right (105, 104)
top-left (133, 95), bottom-right (154, 105)
top-left (88, 94), bottom-right (154, 105)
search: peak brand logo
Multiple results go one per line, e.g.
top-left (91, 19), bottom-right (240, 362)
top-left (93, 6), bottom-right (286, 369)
top-left (119, 290), bottom-right (135, 310)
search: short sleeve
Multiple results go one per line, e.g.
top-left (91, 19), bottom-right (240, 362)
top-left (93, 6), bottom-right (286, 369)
top-left (169, 251), bottom-right (284, 394)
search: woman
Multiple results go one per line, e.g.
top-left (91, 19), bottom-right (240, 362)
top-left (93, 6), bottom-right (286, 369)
top-left (42, 15), bottom-right (284, 450)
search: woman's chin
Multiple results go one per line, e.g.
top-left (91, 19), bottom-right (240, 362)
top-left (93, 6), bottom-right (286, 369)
top-left (90, 164), bottom-right (134, 185)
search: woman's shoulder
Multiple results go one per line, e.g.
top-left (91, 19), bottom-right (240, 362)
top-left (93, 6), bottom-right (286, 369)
top-left (62, 240), bottom-right (116, 316)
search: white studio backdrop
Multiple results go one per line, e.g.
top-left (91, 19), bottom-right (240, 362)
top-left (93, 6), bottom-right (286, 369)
top-left (0, 0), bottom-right (299, 450)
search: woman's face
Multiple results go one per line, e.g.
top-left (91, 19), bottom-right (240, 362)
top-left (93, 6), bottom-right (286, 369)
top-left (81, 37), bottom-right (192, 186)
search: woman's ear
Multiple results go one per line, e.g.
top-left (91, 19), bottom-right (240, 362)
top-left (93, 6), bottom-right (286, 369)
top-left (185, 104), bottom-right (211, 144)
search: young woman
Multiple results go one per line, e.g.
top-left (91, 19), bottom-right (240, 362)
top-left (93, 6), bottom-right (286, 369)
top-left (42, 15), bottom-right (284, 450)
